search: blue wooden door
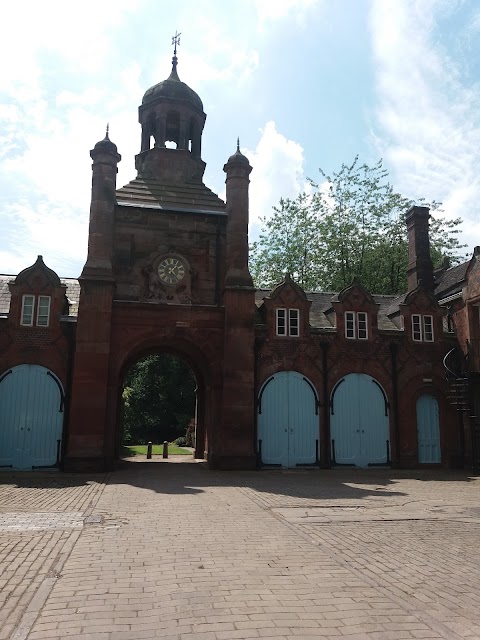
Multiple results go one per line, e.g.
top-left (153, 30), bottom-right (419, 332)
top-left (416, 394), bottom-right (440, 463)
top-left (330, 373), bottom-right (389, 467)
top-left (258, 371), bottom-right (319, 468)
top-left (0, 365), bottom-right (64, 470)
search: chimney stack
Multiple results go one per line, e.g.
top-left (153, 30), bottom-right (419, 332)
top-left (405, 205), bottom-right (434, 292)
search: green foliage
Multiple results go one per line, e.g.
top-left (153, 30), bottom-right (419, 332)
top-left (120, 354), bottom-right (196, 445)
top-left (250, 156), bottom-right (466, 295)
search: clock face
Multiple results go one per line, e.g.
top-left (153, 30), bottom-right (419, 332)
top-left (157, 256), bottom-right (186, 285)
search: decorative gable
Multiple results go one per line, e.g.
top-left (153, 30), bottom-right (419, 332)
top-left (332, 279), bottom-right (379, 339)
top-left (261, 274), bottom-right (311, 338)
top-left (400, 285), bottom-right (445, 342)
top-left (7, 256), bottom-right (68, 328)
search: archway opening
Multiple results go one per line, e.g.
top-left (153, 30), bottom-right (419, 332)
top-left (119, 353), bottom-right (197, 458)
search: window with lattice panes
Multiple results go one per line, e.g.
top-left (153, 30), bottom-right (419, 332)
top-left (276, 308), bottom-right (300, 337)
top-left (345, 311), bottom-right (368, 340)
top-left (412, 314), bottom-right (434, 342)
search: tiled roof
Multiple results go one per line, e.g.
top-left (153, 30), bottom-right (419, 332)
top-left (435, 260), bottom-right (469, 300)
top-left (0, 275), bottom-right (80, 318)
top-left (61, 278), bottom-right (80, 316)
top-left (0, 275), bottom-right (14, 315)
top-left (255, 289), bottom-right (401, 332)
top-left (116, 178), bottom-right (226, 214)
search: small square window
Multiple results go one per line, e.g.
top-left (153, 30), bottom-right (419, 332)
top-left (37, 296), bottom-right (51, 327)
top-left (21, 295), bottom-right (35, 326)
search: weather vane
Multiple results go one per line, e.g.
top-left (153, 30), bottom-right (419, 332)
top-left (172, 30), bottom-right (181, 56)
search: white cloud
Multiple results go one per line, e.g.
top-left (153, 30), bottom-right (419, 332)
top-left (239, 121), bottom-right (306, 235)
top-left (369, 0), bottom-right (480, 255)
top-left (254, 0), bottom-right (320, 24)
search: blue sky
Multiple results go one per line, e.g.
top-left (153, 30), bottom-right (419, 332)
top-left (1, 0), bottom-right (479, 277)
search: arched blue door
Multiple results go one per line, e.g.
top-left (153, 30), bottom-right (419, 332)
top-left (257, 371), bottom-right (319, 468)
top-left (0, 365), bottom-right (64, 470)
top-left (416, 394), bottom-right (441, 463)
top-left (330, 373), bottom-right (389, 467)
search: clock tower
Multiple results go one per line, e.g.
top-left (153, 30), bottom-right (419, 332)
top-left (64, 45), bottom-right (256, 471)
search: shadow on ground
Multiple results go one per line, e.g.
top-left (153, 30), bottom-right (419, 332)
top-left (1, 457), bottom-right (477, 505)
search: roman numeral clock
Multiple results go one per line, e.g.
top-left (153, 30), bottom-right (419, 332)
top-left (157, 256), bottom-right (186, 286)
top-left (146, 253), bottom-right (192, 304)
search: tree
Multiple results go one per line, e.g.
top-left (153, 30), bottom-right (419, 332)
top-left (121, 354), bottom-right (196, 445)
top-left (250, 156), bottom-right (466, 295)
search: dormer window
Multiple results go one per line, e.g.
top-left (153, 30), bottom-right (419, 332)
top-left (21, 295), bottom-right (51, 327)
top-left (276, 308), bottom-right (300, 337)
top-left (412, 314), bottom-right (434, 342)
top-left (345, 311), bottom-right (368, 340)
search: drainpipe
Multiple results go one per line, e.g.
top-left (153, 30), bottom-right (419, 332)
top-left (390, 342), bottom-right (400, 465)
top-left (321, 342), bottom-right (330, 467)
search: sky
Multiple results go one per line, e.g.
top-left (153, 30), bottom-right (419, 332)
top-left (1, 0), bottom-right (479, 277)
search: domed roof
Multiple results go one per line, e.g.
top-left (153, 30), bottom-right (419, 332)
top-left (142, 57), bottom-right (203, 112)
top-left (93, 127), bottom-right (118, 154)
top-left (227, 139), bottom-right (250, 165)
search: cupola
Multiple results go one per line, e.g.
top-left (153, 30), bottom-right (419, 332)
top-left (138, 37), bottom-right (206, 159)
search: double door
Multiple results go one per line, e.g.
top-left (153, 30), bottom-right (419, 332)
top-left (0, 365), bottom-right (64, 470)
top-left (257, 371), bottom-right (319, 468)
top-left (330, 373), bottom-right (389, 467)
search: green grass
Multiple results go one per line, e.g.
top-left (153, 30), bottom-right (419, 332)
top-left (122, 444), bottom-right (191, 456)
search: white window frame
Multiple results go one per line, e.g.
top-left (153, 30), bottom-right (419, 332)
top-left (412, 314), bottom-right (434, 342)
top-left (345, 311), bottom-right (368, 340)
top-left (276, 307), bottom-right (300, 337)
top-left (289, 309), bottom-right (299, 337)
top-left (21, 294), bottom-right (35, 326)
top-left (276, 308), bottom-right (287, 336)
top-left (36, 296), bottom-right (51, 327)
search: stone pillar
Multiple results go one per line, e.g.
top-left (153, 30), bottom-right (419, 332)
top-left (212, 145), bottom-right (256, 469)
top-left (406, 205), bottom-right (434, 292)
top-left (64, 132), bottom-right (121, 472)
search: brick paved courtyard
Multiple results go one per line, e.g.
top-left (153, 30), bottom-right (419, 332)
top-left (1, 459), bottom-right (480, 639)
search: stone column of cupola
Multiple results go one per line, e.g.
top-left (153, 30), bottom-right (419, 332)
top-left (82, 131), bottom-right (121, 280)
top-left (179, 116), bottom-right (188, 150)
top-left (154, 114), bottom-right (166, 148)
top-left (223, 144), bottom-right (254, 288)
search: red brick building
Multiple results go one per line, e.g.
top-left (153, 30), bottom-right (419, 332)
top-left (1, 54), bottom-right (479, 471)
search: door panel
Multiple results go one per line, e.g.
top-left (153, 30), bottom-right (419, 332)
top-left (258, 375), bottom-right (289, 466)
top-left (417, 394), bottom-right (441, 463)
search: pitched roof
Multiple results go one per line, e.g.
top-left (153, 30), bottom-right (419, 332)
top-left (435, 260), bottom-right (469, 300)
top-left (116, 178), bottom-right (226, 214)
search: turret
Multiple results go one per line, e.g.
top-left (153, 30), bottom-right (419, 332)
top-left (223, 140), bottom-right (254, 288)
top-left (82, 128), bottom-right (121, 279)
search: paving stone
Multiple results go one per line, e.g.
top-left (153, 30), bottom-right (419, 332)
top-left (2, 465), bottom-right (480, 639)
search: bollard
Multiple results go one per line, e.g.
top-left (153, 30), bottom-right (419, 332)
top-left (147, 441), bottom-right (152, 459)
top-left (163, 441), bottom-right (168, 459)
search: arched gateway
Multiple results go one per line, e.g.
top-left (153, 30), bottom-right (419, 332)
top-left (63, 50), bottom-right (257, 471)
